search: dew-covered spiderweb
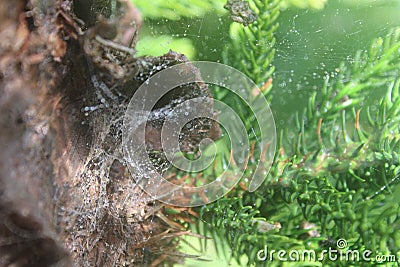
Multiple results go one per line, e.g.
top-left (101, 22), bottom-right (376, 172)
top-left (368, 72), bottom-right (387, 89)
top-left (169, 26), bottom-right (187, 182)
top-left (133, 0), bottom-right (400, 195)
top-left (134, 0), bottom-right (400, 123)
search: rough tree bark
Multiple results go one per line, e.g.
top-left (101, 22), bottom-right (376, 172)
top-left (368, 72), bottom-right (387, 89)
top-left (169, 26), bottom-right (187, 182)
top-left (0, 0), bottom-right (217, 266)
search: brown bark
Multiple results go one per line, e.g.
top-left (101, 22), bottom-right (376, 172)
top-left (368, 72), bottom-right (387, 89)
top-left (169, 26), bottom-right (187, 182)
top-left (0, 0), bottom-right (216, 266)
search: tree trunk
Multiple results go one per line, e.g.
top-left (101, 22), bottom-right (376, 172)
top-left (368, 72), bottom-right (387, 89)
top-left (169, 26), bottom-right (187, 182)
top-left (0, 0), bottom-right (215, 266)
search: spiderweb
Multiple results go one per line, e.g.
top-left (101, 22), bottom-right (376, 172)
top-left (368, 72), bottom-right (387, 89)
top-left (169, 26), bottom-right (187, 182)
top-left (135, 0), bottom-right (400, 121)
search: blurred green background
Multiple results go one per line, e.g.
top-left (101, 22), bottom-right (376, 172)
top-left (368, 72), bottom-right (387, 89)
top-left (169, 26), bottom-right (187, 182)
top-left (131, 0), bottom-right (400, 265)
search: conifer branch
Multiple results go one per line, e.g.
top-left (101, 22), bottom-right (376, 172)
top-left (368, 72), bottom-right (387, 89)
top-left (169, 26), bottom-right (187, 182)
top-left (199, 26), bottom-right (400, 266)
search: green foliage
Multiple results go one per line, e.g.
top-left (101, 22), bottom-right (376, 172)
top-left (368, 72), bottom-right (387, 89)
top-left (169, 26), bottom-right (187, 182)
top-left (135, 35), bottom-right (196, 59)
top-left (224, 0), bottom-right (280, 91)
top-left (199, 19), bottom-right (400, 267)
top-left (133, 0), bottom-right (226, 20)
